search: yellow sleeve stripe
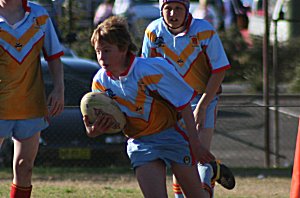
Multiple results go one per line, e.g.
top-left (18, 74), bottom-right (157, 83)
top-left (197, 30), bottom-right (215, 41)
top-left (145, 28), bottom-right (157, 43)
top-left (115, 74), bottom-right (163, 113)
top-left (92, 81), bottom-right (106, 92)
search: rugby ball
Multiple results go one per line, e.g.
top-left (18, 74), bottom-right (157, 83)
top-left (80, 92), bottom-right (126, 134)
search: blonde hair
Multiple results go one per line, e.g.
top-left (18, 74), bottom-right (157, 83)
top-left (91, 16), bottom-right (137, 53)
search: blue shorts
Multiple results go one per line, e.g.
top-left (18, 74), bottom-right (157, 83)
top-left (191, 95), bottom-right (219, 128)
top-left (0, 117), bottom-right (49, 140)
top-left (127, 125), bottom-right (196, 169)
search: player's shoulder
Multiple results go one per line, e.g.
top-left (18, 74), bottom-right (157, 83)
top-left (145, 18), bottom-right (164, 33)
top-left (134, 56), bottom-right (173, 73)
top-left (93, 68), bottom-right (106, 81)
top-left (136, 56), bottom-right (168, 65)
top-left (190, 17), bottom-right (216, 31)
top-left (147, 18), bottom-right (163, 29)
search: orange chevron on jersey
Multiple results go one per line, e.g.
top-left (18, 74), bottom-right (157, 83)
top-left (145, 28), bottom-right (157, 43)
top-left (92, 81), bottom-right (107, 92)
top-left (93, 74), bottom-right (163, 115)
top-left (197, 30), bottom-right (215, 41)
top-left (184, 52), bottom-right (212, 93)
top-left (92, 54), bottom-right (195, 138)
top-left (0, 2), bottom-right (63, 119)
top-left (142, 15), bottom-right (230, 94)
top-left (124, 98), bottom-right (179, 138)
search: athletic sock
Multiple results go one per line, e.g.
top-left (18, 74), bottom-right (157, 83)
top-left (173, 183), bottom-right (184, 198)
top-left (10, 183), bottom-right (32, 198)
top-left (198, 163), bottom-right (214, 198)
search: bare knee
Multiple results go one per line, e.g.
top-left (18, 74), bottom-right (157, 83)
top-left (14, 158), bottom-right (34, 181)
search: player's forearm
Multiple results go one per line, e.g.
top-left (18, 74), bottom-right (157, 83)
top-left (181, 104), bottom-right (216, 162)
top-left (47, 58), bottom-right (64, 92)
top-left (198, 71), bottom-right (225, 109)
top-left (181, 104), bottom-right (199, 141)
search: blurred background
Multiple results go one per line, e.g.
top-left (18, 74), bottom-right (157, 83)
top-left (1, 0), bottom-right (299, 170)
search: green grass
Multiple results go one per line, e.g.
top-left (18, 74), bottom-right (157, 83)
top-left (0, 166), bottom-right (292, 198)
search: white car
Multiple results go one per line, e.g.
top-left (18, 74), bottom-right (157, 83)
top-left (248, 0), bottom-right (300, 42)
top-left (113, 0), bottom-right (200, 47)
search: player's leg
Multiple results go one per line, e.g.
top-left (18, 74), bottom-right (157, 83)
top-left (127, 133), bottom-right (169, 198)
top-left (173, 95), bottom-right (235, 198)
top-left (197, 97), bottom-right (235, 193)
top-left (10, 117), bottom-right (48, 198)
top-left (172, 175), bottom-right (184, 198)
top-left (12, 132), bottom-right (40, 186)
top-left (172, 163), bottom-right (210, 198)
top-left (172, 97), bottom-right (217, 198)
top-left (11, 132), bottom-right (40, 198)
top-left (135, 159), bottom-right (168, 198)
top-left (172, 165), bottom-right (213, 198)
top-left (197, 127), bottom-right (215, 195)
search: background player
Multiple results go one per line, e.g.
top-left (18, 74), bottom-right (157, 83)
top-left (0, 0), bottom-right (64, 197)
top-left (141, 0), bottom-right (235, 197)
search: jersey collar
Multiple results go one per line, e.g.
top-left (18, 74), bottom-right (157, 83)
top-left (177, 13), bottom-right (193, 36)
top-left (22, 0), bottom-right (31, 12)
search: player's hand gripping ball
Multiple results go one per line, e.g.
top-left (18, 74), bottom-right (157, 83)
top-left (80, 92), bottom-right (126, 134)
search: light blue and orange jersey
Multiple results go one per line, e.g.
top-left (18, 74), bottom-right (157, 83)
top-left (92, 54), bottom-right (197, 138)
top-left (142, 14), bottom-right (231, 94)
top-left (0, 1), bottom-right (63, 119)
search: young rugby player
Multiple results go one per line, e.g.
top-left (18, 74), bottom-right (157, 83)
top-left (0, 0), bottom-right (64, 197)
top-left (84, 15), bottom-right (215, 198)
top-left (141, 0), bottom-right (235, 197)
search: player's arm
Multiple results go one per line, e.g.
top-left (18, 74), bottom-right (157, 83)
top-left (195, 27), bottom-right (229, 114)
top-left (141, 28), bottom-right (153, 58)
top-left (83, 114), bottom-right (116, 138)
top-left (194, 70), bottom-right (225, 128)
top-left (181, 104), bottom-right (215, 164)
top-left (47, 58), bottom-right (64, 117)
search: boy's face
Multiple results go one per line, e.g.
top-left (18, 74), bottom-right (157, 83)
top-left (162, 2), bottom-right (187, 29)
top-left (94, 40), bottom-right (127, 73)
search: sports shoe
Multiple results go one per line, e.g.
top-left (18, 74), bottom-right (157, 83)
top-left (210, 160), bottom-right (236, 190)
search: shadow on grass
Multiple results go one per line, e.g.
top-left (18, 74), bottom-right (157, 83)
top-left (0, 166), bottom-right (293, 180)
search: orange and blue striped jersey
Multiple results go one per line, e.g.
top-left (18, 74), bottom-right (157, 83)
top-left (92, 54), bottom-right (197, 138)
top-left (142, 14), bottom-right (231, 94)
top-left (0, 1), bottom-right (63, 119)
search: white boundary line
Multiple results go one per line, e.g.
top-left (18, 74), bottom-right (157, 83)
top-left (254, 101), bottom-right (300, 118)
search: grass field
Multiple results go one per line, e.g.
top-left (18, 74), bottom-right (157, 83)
top-left (0, 166), bottom-right (291, 198)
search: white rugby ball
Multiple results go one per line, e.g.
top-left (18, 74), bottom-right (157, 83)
top-left (80, 92), bottom-right (126, 134)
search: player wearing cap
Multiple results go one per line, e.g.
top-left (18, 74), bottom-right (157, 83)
top-left (141, 0), bottom-right (235, 197)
